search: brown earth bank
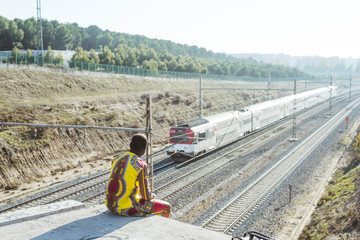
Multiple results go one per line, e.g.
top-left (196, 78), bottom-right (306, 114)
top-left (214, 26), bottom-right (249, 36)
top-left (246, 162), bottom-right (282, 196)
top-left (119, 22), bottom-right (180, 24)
top-left (0, 68), bottom-right (294, 191)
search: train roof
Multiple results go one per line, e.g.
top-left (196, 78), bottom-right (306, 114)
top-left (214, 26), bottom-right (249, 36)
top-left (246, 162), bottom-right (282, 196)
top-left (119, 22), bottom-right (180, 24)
top-left (246, 87), bottom-right (331, 111)
top-left (171, 87), bottom-right (334, 129)
top-left (205, 110), bottom-right (251, 123)
top-left (176, 118), bottom-right (209, 128)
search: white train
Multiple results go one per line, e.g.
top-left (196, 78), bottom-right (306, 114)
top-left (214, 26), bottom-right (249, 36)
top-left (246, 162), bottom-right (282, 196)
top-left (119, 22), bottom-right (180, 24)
top-left (167, 86), bottom-right (336, 158)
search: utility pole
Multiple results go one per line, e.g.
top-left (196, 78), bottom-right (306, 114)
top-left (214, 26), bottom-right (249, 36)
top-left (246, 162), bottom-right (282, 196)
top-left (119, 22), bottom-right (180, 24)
top-left (329, 75), bottom-right (333, 115)
top-left (268, 73), bottom-right (271, 100)
top-left (145, 95), bottom-right (153, 191)
top-left (349, 74), bottom-right (352, 102)
top-left (199, 75), bottom-right (203, 118)
top-left (36, 0), bottom-right (44, 63)
top-left (290, 78), bottom-right (297, 142)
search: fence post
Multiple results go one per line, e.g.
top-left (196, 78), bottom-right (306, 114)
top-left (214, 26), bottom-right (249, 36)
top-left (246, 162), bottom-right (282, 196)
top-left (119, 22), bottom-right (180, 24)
top-left (145, 95), bottom-right (153, 191)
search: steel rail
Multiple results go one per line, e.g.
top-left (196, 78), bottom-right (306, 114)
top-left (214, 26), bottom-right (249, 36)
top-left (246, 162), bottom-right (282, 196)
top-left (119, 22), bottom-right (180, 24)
top-left (154, 93), bottom-right (346, 193)
top-left (0, 152), bottom-right (171, 213)
top-left (223, 97), bottom-right (360, 233)
top-left (201, 96), bottom-right (360, 234)
top-left (0, 90), bottom-right (353, 214)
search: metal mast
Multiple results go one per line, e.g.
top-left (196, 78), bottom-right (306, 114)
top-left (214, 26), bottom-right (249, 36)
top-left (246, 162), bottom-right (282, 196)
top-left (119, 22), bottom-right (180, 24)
top-left (36, 0), bottom-right (44, 56)
top-left (290, 78), bottom-right (297, 142)
top-left (200, 75), bottom-right (203, 118)
top-left (329, 75), bottom-right (332, 115)
top-left (349, 74), bottom-right (352, 102)
top-left (267, 73), bottom-right (271, 100)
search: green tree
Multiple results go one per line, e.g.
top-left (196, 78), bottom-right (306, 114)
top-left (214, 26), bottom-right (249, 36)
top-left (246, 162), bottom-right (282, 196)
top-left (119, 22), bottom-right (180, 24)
top-left (88, 49), bottom-right (100, 64)
top-left (237, 65), bottom-right (248, 76)
top-left (98, 46), bottom-right (115, 65)
top-left (98, 31), bottom-right (114, 49)
top-left (44, 46), bottom-right (55, 63)
top-left (25, 49), bottom-right (33, 63)
top-left (22, 18), bottom-right (38, 49)
top-left (114, 44), bottom-right (128, 65)
top-left (8, 20), bottom-right (24, 48)
top-left (72, 47), bottom-right (89, 62)
top-left (53, 25), bottom-right (71, 50)
top-left (160, 50), bottom-right (175, 63)
top-left (142, 59), bottom-right (158, 70)
top-left (124, 48), bottom-right (138, 67)
top-left (68, 23), bottom-right (82, 49)
top-left (9, 46), bottom-right (23, 63)
top-left (136, 44), bottom-right (148, 65)
top-left (166, 59), bottom-right (178, 71)
top-left (84, 25), bottom-right (101, 50)
top-left (157, 60), bottom-right (167, 71)
top-left (0, 17), bottom-right (10, 49)
top-left (208, 63), bottom-right (222, 75)
top-left (42, 20), bottom-right (55, 48)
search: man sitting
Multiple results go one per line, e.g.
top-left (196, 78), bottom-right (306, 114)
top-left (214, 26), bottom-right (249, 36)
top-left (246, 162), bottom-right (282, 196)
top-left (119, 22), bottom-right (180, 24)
top-left (105, 134), bottom-right (171, 217)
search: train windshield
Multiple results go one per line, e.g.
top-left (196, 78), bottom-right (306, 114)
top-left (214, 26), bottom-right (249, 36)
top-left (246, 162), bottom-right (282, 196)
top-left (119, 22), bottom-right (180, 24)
top-left (170, 133), bottom-right (190, 143)
top-left (169, 128), bottom-right (194, 144)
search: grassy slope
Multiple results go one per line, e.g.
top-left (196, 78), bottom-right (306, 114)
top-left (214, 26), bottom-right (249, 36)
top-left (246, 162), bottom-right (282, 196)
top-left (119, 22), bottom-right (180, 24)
top-left (299, 136), bottom-right (360, 239)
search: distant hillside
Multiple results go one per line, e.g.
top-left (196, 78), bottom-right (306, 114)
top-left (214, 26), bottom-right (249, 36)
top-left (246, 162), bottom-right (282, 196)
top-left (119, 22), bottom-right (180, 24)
top-left (0, 16), bottom-right (310, 78)
top-left (0, 15), bottom-right (230, 61)
top-left (232, 53), bottom-right (360, 74)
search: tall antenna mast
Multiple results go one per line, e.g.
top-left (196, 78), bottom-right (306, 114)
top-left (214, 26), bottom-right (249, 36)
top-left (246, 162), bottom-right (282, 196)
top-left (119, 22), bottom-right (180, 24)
top-left (37, 0), bottom-right (44, 56)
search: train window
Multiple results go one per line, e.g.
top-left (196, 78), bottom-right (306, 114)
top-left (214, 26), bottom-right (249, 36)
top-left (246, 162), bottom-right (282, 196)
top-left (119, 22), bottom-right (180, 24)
top-left (199, 132), bottom-right (206, 141)
top-left (192, 133), bottom-right (199, 144)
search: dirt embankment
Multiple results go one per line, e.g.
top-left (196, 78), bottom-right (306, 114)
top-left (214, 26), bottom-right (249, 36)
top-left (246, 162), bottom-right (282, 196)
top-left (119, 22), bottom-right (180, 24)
top-left (0, 68), bottom-right (279, 190)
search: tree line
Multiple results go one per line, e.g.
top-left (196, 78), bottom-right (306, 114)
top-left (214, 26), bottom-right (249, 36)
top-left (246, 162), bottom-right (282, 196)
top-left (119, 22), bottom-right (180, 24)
top-left (0, 15), bottom-right (310, 78)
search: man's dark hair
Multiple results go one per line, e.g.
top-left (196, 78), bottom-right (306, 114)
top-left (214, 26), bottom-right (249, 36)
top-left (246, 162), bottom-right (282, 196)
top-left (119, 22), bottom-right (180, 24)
top-left (130, 134), bottom-right (147, 152)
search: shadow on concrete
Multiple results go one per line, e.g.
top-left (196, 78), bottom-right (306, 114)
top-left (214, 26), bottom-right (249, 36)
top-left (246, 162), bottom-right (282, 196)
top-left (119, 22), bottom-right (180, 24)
top-left (30, 210), bottom-right (150, 240)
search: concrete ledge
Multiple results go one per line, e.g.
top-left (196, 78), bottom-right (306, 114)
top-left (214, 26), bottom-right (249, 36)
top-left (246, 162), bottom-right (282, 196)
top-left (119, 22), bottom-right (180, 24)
top-left (0, 200), bottom-right (85, 227)
top-left (0, 203), bottom-right (230, 240)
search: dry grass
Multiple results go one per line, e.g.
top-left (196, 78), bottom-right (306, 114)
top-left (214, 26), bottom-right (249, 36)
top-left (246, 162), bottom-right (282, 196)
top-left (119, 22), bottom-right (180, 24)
top-left (0, 68), bottom-right (319, 190)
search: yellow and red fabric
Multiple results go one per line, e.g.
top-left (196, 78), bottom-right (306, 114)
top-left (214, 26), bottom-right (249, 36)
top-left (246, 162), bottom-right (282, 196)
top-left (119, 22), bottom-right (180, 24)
top-left (105, 151), bottom-right (171, 217)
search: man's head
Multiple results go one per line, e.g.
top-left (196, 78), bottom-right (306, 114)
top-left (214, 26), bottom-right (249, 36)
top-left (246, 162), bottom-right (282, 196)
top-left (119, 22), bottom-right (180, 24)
top-left (130, 134), bottom-right (147, 157)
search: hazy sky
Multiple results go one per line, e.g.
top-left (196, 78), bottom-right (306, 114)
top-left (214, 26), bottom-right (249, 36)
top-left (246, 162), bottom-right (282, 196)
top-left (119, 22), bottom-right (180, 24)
top-left (2, 0), bottom-right (360, 58)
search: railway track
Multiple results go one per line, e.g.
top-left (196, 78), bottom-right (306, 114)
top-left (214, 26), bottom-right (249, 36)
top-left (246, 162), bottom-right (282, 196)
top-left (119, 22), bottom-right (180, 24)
top-left (153, 93), bottom-right (347, 205)
top-left (154, 95), bottom-right (339, 186)
top-left (200, 96), bottom-right (360, 235)
top-left (0, 152), bottom-right (174, 214)
top-left (0, 90), bottom-right (354, 216)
